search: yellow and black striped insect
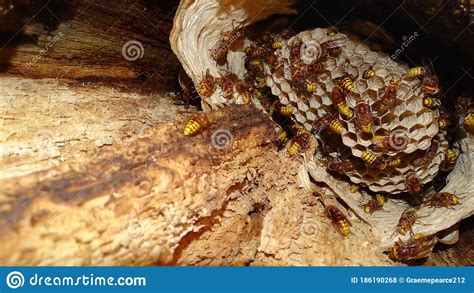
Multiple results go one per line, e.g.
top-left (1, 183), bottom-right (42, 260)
top-left (287, 132), bottom-right (311, 156)
top-left (422, 96), bottom-right (437, 109)
top-left (305, 78), bottom-right (318, 92)
top-left (422, 75), bottom-right (440, 95)
top-left (272, 39), bottom-right (282, 50)
top-left (403, 66), bottom-right (429, 79)
top-left (197, 70), bottom-right (217, 99)
top-left (326, 205), bottom-right (351, 237)
top-left (387, 156), bottom-right (401, 167)
top-left (340, 74), bottom-right (356, 93)
top-left (362, 198), bottom-right (383, 214)
top-left (396, 207), bottom-right (420, 235)
top-left (183, 114), bottom-right (210, 136)
top-left (277, 129), bottom-right (288, 148)
top-left (326, 28), bottom-right (338, 37)
top-left (464, 112), bottom-right (474, 131)
top-left (350, 184), bottom-right (360, 193)
top-left (438, 108), bottom-right (449, 130)
top-left (328, 118), bottom-right (345, 135)
top-left (273, 101), bottom-right (294, 117)
top-left (331, 86), bottom-right (354, 119)
top-left (362, 151), bottom-right (378, 165)
top-left (425, 192), bottom-right (460, 209)
top-left (374, 79), bottom-right (398, 116)
top-left (405, 171), bottom-right (421, 197)
top-left (342, 58), bottom-right (350, 68)
top-left (389, 233), bottom-right (436, 261)
top-left (255, 77), bottom-right (266, 89)
top-left (362, 67), bottom-right (375, 79)
top-left (440, 149), bottom-right (457, 171)
top-left (375, 194), bottom-right (387, 206)
top-left (355, 100), bottom-right (374, 134)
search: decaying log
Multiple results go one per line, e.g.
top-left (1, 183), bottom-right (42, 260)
top-left (0, 76), bottom-right (394, 265)
top-left (0, 0), bottom-right (181, 89)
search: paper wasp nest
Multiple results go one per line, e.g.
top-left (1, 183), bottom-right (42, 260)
top-left (265, 28), bottom-right (448, 193)
top-left (170, 0), bottom-right (473, 254)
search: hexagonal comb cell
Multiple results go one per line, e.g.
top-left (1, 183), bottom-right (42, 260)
top-left (264, 28), bottom-right (447, 194)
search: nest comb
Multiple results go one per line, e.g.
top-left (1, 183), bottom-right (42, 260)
top-left (170, 0), bottom-right (473, 253)
top-left (265, 28), bottom-right (448, 194)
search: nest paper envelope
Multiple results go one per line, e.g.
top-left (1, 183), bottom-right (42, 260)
top-left (170, 0), bottom-right (473, 251)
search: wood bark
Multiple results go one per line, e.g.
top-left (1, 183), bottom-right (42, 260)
top-left (0, 76), bottom-right (395, 266)
top-left (0, 0), bottom-right (471, 266)
top-left (0, 0), bottom-right (181, 90)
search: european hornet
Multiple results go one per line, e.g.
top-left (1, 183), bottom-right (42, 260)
top-left (288, 121), bottom-right (307, 136)
top-left (320, 38), bottom-right (348, 57)
top-left (272, 38), bottom-right (283, 50)
top-left (326, 28), bottom-right (338, 37)
top-left (254, 76), bottom-right (267, 89)
top-left (375, 194), bottom-right (387, 206)
top-left (326, 205), bottom-right (352, 237)
top-left (235, 81), bottom-right (253, 104)
top-left (287, 132), bottom-right (312, 156)
top-left (396, 207), bottom-right (422, 235)
top-left (361, 151), bottom-right (378, 166)
top-left (331, 86), bottom-right (354, 120)
top-left (327, 159), bottom-right (354, 174)
top-left (424, 192), bottom-right (461, 210)
top-left (440, 149), bottom-right (457, 171)
top-left (328, 118), bottom-right (345, 135)
top-left (355, 99), bottom-right (374, 134)
top-left (197, 70), bottom-right (217, 99)
top-left (268, 55), bottom-right (285, 78)
top-left (413, 141), bottom-right (438, 167)
top-left (463, 112), bottom-right (474, 132)
top-left (277, 128), bottom-right (288, 149)
top-left (389, 233), bottom-right (436, 261)
top-left (247, 58), bottom-right (264, 73)
top-left (339, 74), bottom-right (356, 93)
top-left (350, 184), bottom-right (360, 193)
top-left (371, 134), bottom-right (404, 153)
top-left (437, 107), bottom-right (449, 130)
top-left (362, 198), bottom-right (383, 214)
top-left (374, 79), bottom-right (398, 115)
top-left (403, 66), bottom-right (430, 79)
top-left (183, 114), bottom-right (210, 136)
top-left (422, 96), bottom-right (438, 109)
top-left (405, 171), bottom-right (421, 198)
top-left (421, 75), bottom-right (440, 95)
top-left (455, 96), bottom-right (474, 131)
top-left (312, 113), bottom-right (334, 135)
top-left (386, 156), bottom-right (401, 167)
top-left (362, 66), bottom-right (375, 79)
top-left (273, 101), bottom-right (293, 117)
top-left (220, 21), bottom-right (245, 43)
top-left (216, 72), bottom-right (238, 100)
top-left (305, 76), bottom-right (318, 92)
